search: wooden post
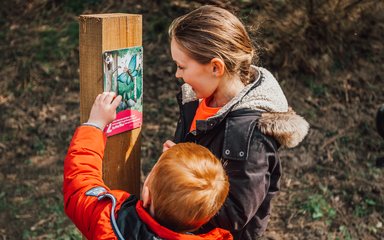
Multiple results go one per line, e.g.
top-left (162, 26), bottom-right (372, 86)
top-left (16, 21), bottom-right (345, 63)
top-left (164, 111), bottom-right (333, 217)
top-left (79, 14), bottom-right (142, 196)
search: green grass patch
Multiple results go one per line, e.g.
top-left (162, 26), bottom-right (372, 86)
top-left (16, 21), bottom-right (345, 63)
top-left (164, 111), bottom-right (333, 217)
top-left (336, 225), bottom-right (352, 240)
top-left (353, 198), bottom-right (377, 217)
top-left (299, 194), bottom-right (336, 224)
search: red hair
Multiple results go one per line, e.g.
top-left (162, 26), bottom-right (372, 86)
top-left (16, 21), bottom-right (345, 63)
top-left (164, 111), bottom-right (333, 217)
top-left (147, 142), bottom-right (229, 232)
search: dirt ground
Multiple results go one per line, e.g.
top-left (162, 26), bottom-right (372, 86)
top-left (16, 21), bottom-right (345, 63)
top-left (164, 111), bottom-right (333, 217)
top-left (0, 0), bottom-right (383, 239)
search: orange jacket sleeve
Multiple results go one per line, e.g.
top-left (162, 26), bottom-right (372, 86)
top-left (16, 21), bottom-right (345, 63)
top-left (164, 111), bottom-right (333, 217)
top-left (63, 126), bottom-right (130, 239)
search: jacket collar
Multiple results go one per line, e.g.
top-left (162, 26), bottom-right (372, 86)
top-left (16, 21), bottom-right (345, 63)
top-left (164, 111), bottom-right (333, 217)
top-left (179, 66), bottom-right (309, 148)
top-left (135, 200), bottom-right (232, 240)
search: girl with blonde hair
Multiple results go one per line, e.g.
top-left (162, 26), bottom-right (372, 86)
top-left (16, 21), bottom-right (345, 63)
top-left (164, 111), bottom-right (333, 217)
top-left (163, 5), bottom-right (309, 239)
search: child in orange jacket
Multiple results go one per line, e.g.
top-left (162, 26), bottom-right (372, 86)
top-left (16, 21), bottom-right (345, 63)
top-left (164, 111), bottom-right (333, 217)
top-left (63, 92), bottom-right (232, 240)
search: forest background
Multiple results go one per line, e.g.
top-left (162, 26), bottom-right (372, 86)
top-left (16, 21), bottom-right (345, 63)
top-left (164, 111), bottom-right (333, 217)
top-left (0, 0), bottom-right (383, 239)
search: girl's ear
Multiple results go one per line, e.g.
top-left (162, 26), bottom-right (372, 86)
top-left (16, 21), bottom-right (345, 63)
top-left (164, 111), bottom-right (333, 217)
top-left (142, 186), bottom-right (151, 208)
top-left (210, 58), bottom-right (225, 77)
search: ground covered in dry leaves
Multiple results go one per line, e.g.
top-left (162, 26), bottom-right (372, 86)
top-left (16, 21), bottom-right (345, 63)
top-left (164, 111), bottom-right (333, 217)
top-left (1, 0), bottom-right (383, 239)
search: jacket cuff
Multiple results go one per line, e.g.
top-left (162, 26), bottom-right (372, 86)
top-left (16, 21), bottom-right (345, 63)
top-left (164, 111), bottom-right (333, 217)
top-left (82, 122), bottom-right (103, 131)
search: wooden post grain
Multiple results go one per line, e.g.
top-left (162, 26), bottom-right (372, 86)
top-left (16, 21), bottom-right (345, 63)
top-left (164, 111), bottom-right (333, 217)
top-left (79, 14), bottom-right (142, 196)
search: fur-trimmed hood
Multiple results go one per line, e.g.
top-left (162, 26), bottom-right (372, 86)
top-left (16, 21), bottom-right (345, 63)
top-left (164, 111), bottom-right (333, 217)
top-left (181, 66), bottom-right (309, 148)
top-left (258, 108), bottom-right (309, 148)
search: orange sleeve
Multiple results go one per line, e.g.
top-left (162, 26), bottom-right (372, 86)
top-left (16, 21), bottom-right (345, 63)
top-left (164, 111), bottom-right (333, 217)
top-left (63, 126), bottom-right (130, 239)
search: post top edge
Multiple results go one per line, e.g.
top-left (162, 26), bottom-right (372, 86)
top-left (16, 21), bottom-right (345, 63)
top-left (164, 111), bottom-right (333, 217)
top-left (79, 13), bottom-right (141, 19)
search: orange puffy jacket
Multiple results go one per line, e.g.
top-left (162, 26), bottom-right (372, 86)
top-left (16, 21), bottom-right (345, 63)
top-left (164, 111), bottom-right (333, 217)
top-left (63, 126), bottom-right (233, 240)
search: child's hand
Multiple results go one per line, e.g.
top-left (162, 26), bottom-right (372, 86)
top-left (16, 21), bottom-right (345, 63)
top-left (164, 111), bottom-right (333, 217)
top-left (87, 92), bottom-right (122, 130)
top-left (162, 140), bottom-right (176, 152)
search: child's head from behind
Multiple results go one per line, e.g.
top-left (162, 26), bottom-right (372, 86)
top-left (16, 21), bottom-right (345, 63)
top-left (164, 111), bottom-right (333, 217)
top-left (169, 5), bottom-right (256, 85)
top-left (143, 143), bottom-right (229, 232)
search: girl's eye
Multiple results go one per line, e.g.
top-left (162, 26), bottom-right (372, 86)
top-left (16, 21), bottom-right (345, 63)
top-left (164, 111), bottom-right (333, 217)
top-left (177, 65), bottom-right (184, 70)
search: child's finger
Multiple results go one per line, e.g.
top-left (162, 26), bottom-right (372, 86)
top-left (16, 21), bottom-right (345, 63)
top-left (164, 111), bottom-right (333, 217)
top-left (104, 92), bottom-right (116, 104)
top-left (111, 95), bottom-right (122, 109)
top-left (99, 92), bottom-right (110, 102)
top-left (162, 140), bottom-right (176, 152)
top-left (95, 93), bottom-right (103, 103)
top-left (165, 140), bottom-right (176, 147)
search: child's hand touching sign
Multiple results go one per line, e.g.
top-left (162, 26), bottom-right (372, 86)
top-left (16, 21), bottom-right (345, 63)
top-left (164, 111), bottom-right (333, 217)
top-left (86, 92), bottom-right (122, 130)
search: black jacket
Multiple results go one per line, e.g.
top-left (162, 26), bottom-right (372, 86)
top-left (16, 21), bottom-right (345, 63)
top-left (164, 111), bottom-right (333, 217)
top-left (173, 67), bottom-right (309, 239)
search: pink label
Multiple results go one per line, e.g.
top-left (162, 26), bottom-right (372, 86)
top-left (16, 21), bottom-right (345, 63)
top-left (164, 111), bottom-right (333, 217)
top-left (104, 110), bottom-right (142, 137)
